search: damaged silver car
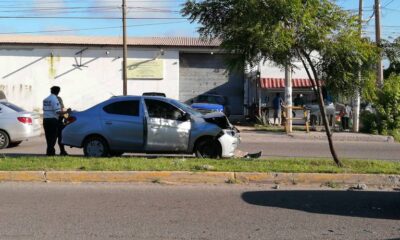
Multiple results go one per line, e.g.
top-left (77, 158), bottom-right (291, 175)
top-left (62, 96), bottom-right (239, 158)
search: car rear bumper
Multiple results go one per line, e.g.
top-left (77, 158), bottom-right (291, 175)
top-left (10, 124), bottom-right (41, 142)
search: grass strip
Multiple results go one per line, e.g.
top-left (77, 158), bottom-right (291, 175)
top-left (0, 156), bottom-right (399, 174)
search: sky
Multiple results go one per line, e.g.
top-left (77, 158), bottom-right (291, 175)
top-left (0, 0), bottom-right (398, 40)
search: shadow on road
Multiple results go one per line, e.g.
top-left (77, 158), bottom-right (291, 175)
top-left (242, 190), bottom-right (400, 220)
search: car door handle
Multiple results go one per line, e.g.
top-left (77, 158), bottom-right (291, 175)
top-left (105, 121), bottom-right (112, 125)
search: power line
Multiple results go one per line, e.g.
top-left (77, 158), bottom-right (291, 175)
top-left (0, 21), bottom-right (187, 34)
top-left (0, 16), bottom-right (184, 19)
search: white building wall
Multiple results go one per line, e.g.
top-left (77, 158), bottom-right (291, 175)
top-left (259, 60), bottom-right (309, 79)
top-left (0, 46), bottom-right (180, 112)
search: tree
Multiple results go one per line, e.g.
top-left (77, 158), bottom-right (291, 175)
top-left (382, 37), bottom-right (400, 79)
top-left (182, 0), bottom-right (377, 166)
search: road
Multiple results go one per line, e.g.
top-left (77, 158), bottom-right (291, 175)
top-left (239, 132), bottom-right (400, 161)
top-left (0, 183), bottom-right (399, 240)
top-left (1, 133), bottom-right (399, 160)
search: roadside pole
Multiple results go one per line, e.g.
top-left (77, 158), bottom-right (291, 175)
top-left (375, 0), bottom-right (384, 87)
top-left (122, 0), bottom-right (128, 96)
top-left (353, 0), bottom-right (363, 132)
top-left (285, 65), bottom-right (292, 133)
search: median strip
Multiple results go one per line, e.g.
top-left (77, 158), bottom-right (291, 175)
top-left (0, 156), bottom-right (399, 187)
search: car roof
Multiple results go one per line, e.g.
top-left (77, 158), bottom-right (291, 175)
top-left (110, 95), bottom-right (172, 101)
top-left (198, 94), bottom-right (224, 96)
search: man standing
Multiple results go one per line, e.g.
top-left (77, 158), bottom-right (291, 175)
top-left (42, 86), bottom-right (62, 156)
top-left (272, 93), bottom-right (283, 125)
top-left (341, 104), bottom-right (352, 131)
top-left (293, 94), bottom-right (304, 107)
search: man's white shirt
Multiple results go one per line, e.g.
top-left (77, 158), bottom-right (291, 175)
top-left (43, 94), bottom-right (61, 119)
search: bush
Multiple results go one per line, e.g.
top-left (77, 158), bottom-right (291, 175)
top-left (360, 111), bottom-right (378, 134)
top-left (361, 74), bottom-right (400, 141)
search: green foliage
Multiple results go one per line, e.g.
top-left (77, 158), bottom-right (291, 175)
top-left (360, 111), bottom-right (378, 134)
top-left (382, 37), bottom-right (400, 79)
top-left (360, 74), bottom-right (400, 141)
top-left (182, 0), bottom-right (377, 98)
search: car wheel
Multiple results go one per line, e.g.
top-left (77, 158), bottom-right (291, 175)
top-left (83, 136), bottom-right (109, 157)
top-left (195, 138), bottom-right (222, 159)
top-left (8, 141), bottom-right (22, 148)
top-left (109, 151), bottom-right (124, 157)
top-left (0, 130), bottom-right (9, 149)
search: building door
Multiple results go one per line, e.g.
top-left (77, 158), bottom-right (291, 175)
top-left (179, 53), bottom-right (244, 115)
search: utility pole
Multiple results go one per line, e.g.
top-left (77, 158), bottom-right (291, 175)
top-left (353, 0), bottom-right (363, 132)
top-left (375, 0), bottom-right (384, 87)
top-left (122, 0), bottom-right (128, 96)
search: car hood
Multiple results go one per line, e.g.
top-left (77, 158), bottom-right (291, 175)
top-left (191, 103), bottom-right (224, 110)
top-left (202, 112), bottom-right (231, 129)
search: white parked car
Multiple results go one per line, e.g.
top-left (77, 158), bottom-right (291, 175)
top-left (0, 100), bottom-right (41, 149)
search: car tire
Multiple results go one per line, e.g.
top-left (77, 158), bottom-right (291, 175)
top-left (0, 130), bottom-right (9, 149)
top-left (195, 138), bottom-right (222, 159)
top-left (8, 141), bottom-right (22, 148)
top-left (109, 151), bottom-right (124, 157)
top-left (83, 136), bottom-right (109, 157)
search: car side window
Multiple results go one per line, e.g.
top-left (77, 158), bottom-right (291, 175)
top-left (103, 100), bottom-right (139, 116)
top-left (145, 99), bottom-right (184, 121)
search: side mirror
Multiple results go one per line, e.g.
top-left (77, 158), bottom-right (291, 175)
top-left (179, 112), bottom-right (190, 121)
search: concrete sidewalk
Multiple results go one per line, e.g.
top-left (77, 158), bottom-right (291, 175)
top-left (237, 126), bottom-right (395, 143)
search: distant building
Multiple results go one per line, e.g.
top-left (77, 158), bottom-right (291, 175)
top-left (0, 36), bottom-right (244, 116)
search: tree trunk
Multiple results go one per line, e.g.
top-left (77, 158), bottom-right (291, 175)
top-left (299, 51), bottom-right (343, 167)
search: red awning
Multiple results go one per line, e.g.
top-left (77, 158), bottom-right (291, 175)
top-left (260, 78), bottom-right (316, 89)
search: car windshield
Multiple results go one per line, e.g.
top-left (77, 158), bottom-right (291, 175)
top-left (0, 102), bottom-right (25, 112)
top-left (171, 100), bottom-right (203, 117)
top-left (197, 95), bottom-right (226, 105)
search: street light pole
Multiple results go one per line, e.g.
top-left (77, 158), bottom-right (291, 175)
top-left (122, 0), bottom-right (128, 96)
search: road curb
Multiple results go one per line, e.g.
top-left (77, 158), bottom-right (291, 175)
top-left (0, 171), bottom-right (399, 187)
top-left (235, 172), bottom-right (400, 187)
top-left (45, 171), bottom-right (234, 184)
top-left (288, 132), bottom-right (395, 143)
top-left (0, 171), bottom-right (45, 182)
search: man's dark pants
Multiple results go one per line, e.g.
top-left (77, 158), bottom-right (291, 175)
top-left (43, 118), bottom-right (58, 156)
top-left (57, 118), bottom-right (67, 154)
top-left (341, 117), bottom-right (349, 130)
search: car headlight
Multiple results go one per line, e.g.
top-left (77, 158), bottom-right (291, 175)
top-left (223, 129), bottom-right (236, 137)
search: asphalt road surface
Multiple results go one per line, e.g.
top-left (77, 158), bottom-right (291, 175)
top-left (0, 183), bottom-right (399, 240)
top-left (1, 133), bottom-right (399, 160)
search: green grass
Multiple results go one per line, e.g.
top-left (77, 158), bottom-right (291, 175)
top-left (0, 156), bottom-right (399, 174)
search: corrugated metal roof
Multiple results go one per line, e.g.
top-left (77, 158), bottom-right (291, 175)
top-left (260, 78), bottom-right (318, 89)
top-left (0, 35), bottom-right (221, 47)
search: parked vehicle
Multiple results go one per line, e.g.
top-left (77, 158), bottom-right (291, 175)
top-left (62, 96), bottom-right (239, 158)
top-left (191, 94), bottom-right (231, 117)
top-left (0, 100), bottom-right (41, 149)
top-left (142, 92), bottom-right (166, 97)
